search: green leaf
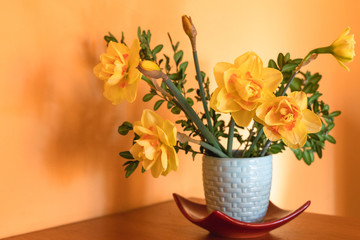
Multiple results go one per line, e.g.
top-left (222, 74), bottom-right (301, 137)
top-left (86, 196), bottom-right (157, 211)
top-left (141, 167), bottom-right (146, 173)
top-left (277, 53), bottom-right (284, 69)
top-left (137, 27), bottom-right (141, 40)
top-left (179, 61), bottom-right (188, 72)
top-left (174, 50), bottom-right (184, 66)
top-left (171, 106), bottom-right (181, 114)
top-left (269, 144), bottom-right (285, 154)
top-left (290, 78), bottom-right (302, 91)
top-left (174, 42), bottom-right (180, 52)
top-left (167, 101), bottom-right (175, 109)
top-left (292, 149), bottom-right (303, 160)
top-left (119, 151), bottom-right (134, 159)
top-left (124, 161), bottom-right (139, 178)
top-left (152, 44), bottom-right (163, 55)
top-left (118, 122), bottom-right (133, 135)
top-left (284, 53), bottom-right (290, 63)
top-left (303, 83), bottom-right (314, 93)
top-left (268, 59), bottom-right (277, 69)
top-left (187, 88), bottom-right (194, 93)
top-left (308, 92), bottom-right (322, 105)
top-left (282, 63), bottom-right (298, 72)
top-left (104, 32), bottom-right (118, 44)
top-left (303, 150), bottom-right (314, 165)
top-left (121, 32), bottom-right (125, 44)
top-left (328, 111), bottom-right (341, 117)
top-left (191, 152), bottom-right (198, 160)
top-left (143, 93), bottom-right (154, 102)
top-left (154, 100), bottom-right (164, 110)
top-left (169, 72), bottom-right (183, 80)
top-left (326, 135), bottom-right (336, 144)
top-left (316, 145), bottom-right (323, 158)
top-left (186, 97), bottom-right (194, 106)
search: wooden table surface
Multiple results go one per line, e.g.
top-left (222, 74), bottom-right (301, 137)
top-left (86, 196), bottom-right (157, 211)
top-left (4, 200), bottom-right (360, 240)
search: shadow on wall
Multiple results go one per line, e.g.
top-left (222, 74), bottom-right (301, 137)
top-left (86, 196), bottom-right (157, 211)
top-left (334, 107), bottom-right (360, 218)
top-left (21, 36), bottom-right (148, 212)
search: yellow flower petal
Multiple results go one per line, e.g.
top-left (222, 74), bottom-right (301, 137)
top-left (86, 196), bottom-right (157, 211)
top-left (289, 91), bottom-right (307, 110)
top-left (255, 102), bottom-right (273, 124)
top-left (141, 109), bottom-right (163, 129)
top-left (128, 39), bottom-right (140, 67)
top-left (234, 51), bottom-right (263, 79)
top-left (163, 120), bottom-right (177, 146)
top-left (216, 88), bottom-right (243, 112)
top-left (210, 88), bottom-right (221, 112)
top-left (214, 62), bottom-right (233, 88)
top-left (124, 81), bottom-right (139, 103)
top-left (302, 109), bottom-right (322, 133)
top-left (263, 126), bottom-right (282, 141)
top-left (133, 124), bottom-right (153, 136)
top-left (264, 107), bottom-right (283, 126)
top-left (162, 146), bottom-right (178, 176)
top-left (136, 139), bottom-right (157, 160)
top-left (262, 67), bottom-right (283, 92)
top-left (156, 126), bottom-right (170, 146)
top-left (150, 159), bottom-right (163, 178)
top-left (130, 143), bottom-right (143, 160)
top-left (103, 83), bottom-right (125, 105)
top-left (231, 110), bottom-right (254, 127)
top-left (279, 122), bottom-right (307, 149)
top-left (160, 144), bottom-right (168, 170)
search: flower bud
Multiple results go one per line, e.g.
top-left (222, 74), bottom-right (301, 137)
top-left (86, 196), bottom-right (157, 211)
top-left (182, 15), bottom-right (197, 51)
top-left (139, 60), bottom-right (161, 71)
top-left (182, 15), bottom-right (197, 39)
top-left (330, 27), bottom-right (355, 71)
top-left (138, 60), bottom-right (167, 80)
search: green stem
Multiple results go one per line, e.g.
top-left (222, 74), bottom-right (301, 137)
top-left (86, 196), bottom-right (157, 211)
top-left (164, 78), bottom-right (223, 153)
top-left (279, 68), bottom-right (299, 96)
top-left (201, 141), bottom-right (228, 158)
top-left (260, 140), bottom-right (272, 157)
top-left (193, 51), bottom-right (214, 133)
top-left (227, 118), bottom-right (235, 157)
top-left (243, 127), bottom-right (263, 157)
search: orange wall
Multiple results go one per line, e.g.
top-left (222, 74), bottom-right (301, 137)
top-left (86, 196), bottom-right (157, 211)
top-left (0, 0), bottom-right (359, 238)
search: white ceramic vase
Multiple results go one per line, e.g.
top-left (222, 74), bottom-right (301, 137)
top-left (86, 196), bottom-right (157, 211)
top-left (202, 152), bottom-right (272, 223)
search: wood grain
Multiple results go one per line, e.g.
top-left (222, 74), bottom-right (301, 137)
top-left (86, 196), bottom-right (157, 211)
top-left (3, 200), bottom-right (360, 240)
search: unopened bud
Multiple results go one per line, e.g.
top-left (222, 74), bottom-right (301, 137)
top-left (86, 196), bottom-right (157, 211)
top-left (138, 61), bottom-right (167, 80)
top-left (182, 15), bottom-right (197, 51)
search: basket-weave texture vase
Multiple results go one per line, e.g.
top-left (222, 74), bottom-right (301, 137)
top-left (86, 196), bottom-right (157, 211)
top-left (202, 153), bottom-right (272, 223)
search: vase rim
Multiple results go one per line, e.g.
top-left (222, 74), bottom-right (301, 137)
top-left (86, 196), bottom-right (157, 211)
top-left (202, 150), bottom-right (272, 161)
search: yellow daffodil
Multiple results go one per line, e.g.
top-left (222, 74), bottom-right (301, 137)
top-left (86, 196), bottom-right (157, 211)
top-left (210, 52), bottom-right (283, 127)
top-left (329, 27), bottom-right (355, 71)
top-left (130, 109), bottom-right (178, 178)
top-left (256, 91), bottom-right (322, 149)
top-left (93, 39), bottom-right (141, 104)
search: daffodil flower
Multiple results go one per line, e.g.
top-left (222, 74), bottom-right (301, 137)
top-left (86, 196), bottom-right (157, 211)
top-left (256, 91), bottom-right (322, 149)
top-left (210, 52), bottom-right (283, 127)
top-left (329, 27), bottom-right (355, 71)
top-left (93, 39), bottom-right (141, 104)
top-left (130, 109), bottom-right (178, 178)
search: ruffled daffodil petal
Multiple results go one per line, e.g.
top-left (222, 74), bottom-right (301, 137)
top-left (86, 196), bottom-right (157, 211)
top-left (93, 39), bottom-right (141, 104)
top-left (256, 91), bottom-right (322, 149)
top-left (210, 52), bottom-right (282, 127)
top-left (130, 109), bottom-right (178, 178)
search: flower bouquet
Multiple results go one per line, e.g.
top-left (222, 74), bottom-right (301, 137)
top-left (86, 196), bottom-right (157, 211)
top-left (93, 15), bottom-right (355, 223)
